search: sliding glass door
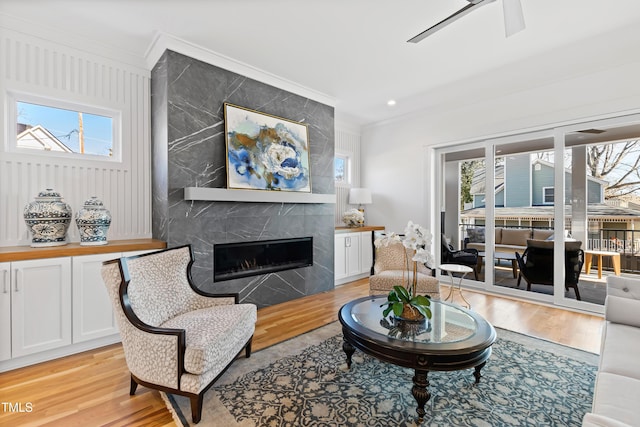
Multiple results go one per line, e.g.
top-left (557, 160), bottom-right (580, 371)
top-left (436, 112), bottom-right (640, 313)
top-left (562, 116), bottom-right (640, 309)
top-left (440, 144), bottom-right (485, 284)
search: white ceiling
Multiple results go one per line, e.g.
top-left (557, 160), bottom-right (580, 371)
top-left (2, 0), bottom-right (640, 126)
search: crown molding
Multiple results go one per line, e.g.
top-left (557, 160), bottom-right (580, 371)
top-left (145, 32), bottom-right (336, 107)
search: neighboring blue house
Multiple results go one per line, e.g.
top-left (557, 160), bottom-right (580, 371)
top-left (462, 154), bottom-right (640, 252)
top-left (470, 156), bottom-right (606, 209)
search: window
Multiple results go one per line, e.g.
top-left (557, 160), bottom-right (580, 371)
top-left (335, 153), bottom-right (350, 185)
top-left (8, 92), bottom-right (120, 162)
top-left (543, 186), bottom-right (554, 204)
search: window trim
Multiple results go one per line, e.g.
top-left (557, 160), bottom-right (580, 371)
top-left (542, 186), bottom-right (554, 205)
top-left (334, 150), bottom-right (352, 187)
top-left (6, 90), bottom-right (122, 164)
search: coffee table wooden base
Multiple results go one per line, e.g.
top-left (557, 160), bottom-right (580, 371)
top-left (339, 297), bottom-right (496, 424)
top-left (341, 330), bottom-right (492, 423)
top-left (412, 370), bottom-right (430, 421)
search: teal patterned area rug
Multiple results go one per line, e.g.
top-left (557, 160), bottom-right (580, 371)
top-left (163, 322), bottom-right (598, 427)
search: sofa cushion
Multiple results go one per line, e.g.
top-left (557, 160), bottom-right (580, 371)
top-left (591, 372), bottom-right (640, 426)
top-left (606, 296), bottom-right (640, 329)
top-left (161, 304), bottom-right (257, 375)
top-left (501, 228), bottom-right (532, 246)
top-left (467, 228), bottom-right (485, 243)
top-left (598, 322), bottom-right (640, 380)
top-left (526, 239), bottom-right (583, 251)
top-left (582, 413), bottom-right (634, 427)
top-left (607, 276), bottom-right (640, 300)
top-left (533, 229), bottom-right (554, 240)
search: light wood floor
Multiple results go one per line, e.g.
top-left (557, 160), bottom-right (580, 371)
top-left (0, 279), bottom-right (604, 427)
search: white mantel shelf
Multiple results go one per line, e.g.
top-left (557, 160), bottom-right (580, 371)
top-left (183, 187), bottom-right (336, 204)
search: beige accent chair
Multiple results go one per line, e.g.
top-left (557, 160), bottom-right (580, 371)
top-left (101, 245), bottom-right (257, 424)
top-left (369, 240), bottom-right (440, 299)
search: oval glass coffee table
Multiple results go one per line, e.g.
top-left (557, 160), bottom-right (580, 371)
top-left (338, 296), bottom-right (496, 423)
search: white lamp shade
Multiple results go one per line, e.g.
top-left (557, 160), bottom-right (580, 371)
top-left (349, 188), bottom-right (372, 205)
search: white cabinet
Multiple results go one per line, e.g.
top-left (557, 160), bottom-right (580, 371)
top-left (72, 250), bottom-right (151, 344)
top-left (72, 253), bottom-right (120, 343)
top-left (335, 232), bottom-right (361, 280)
top-left (335, 229), bottom-right (377, 285)
top-left (11, 258), bottom-right (72, 358)
top-left (334, 234), bottom-right (349, 280)
top-left (0, 245), bottom-right (161, 372)
top-left (0, 262), bottom-right (10, 362)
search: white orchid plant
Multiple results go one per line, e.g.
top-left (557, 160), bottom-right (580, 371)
top-left (376, 221), bottom-right (435, 320)
top-left (374, 221), bottom-right (435, 268)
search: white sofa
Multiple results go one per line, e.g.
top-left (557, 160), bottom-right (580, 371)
top-left (583, 276), bottom-right (640, 427)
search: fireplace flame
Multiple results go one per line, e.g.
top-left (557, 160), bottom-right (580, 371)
top-left (241, 258), bottom-right (258, 271)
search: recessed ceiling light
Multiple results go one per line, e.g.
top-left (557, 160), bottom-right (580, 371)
top-left (387, 100), bottom-right (396, 106)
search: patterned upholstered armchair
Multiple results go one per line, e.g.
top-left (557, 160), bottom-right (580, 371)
top-left (369, 239), bottom-right (440, 299)
top-left (101, 245), bottom-right (257, 424)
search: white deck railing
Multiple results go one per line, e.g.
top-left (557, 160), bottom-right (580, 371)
top-left (587, 238), bottom-right (640, 254)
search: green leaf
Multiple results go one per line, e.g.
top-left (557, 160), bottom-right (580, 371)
top-left (392, 302), bottom-right (404, 317)
top-left (415, 306), bottom-right (432, 319)
top-left (412, 295), bottom-right (431, 306)
top-left (387, 291), bottom-right (400, 303)
top-left (382, 305), bottom-right (393, 317)
top-left (393, 286), bottom-right (410, 302)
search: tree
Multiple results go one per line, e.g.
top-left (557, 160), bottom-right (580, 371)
top-left (460, 160), bottom-right (482, 208)
top-left (587, 140), bottom-right (640, 199)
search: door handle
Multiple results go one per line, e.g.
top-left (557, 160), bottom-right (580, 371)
top-left (14, 269), bottom-right (21, 292)
top-left (2, 270), bottom-right (7, 294)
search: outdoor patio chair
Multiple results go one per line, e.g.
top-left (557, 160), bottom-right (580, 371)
top-left (441, 234), bottom-right (480, 280)
top-left (515, 239), bottom-right (584, 300)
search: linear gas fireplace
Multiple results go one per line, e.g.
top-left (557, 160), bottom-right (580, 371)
top-left (214, 237), bottom-right (313, 282)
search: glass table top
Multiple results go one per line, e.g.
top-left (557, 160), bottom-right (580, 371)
top-left (348, 297), bottom-right (478, 344)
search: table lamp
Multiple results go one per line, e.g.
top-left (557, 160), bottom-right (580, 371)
top-left (348, 188), bottom-right (372, 226)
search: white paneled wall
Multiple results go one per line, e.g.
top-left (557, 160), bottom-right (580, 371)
top-left (335, 126), bottom-right (361, 226)
top-left (0, 27), bottom-right (151, 246)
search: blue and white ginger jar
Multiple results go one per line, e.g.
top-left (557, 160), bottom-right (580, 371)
top-left (23, 189), bottom-right (72, 247)
top-left (75, 196), bottom-right (112, 246)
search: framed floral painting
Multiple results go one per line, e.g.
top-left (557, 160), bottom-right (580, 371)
top-left (224, 103), bottom-right (311, 192)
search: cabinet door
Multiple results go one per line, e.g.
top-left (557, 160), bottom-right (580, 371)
top-left (345, 233), bottom-right (361, 277)
top-left (334, 234), bottom-right (349, 280)
top-left (359, 231), bottom-right (374, 275)
top-left (72, 253), bottom-right (122, 343)
top-left (11, 258), bottom-right (72, 357)
top-left (0, 263), bottom-right (10, 362)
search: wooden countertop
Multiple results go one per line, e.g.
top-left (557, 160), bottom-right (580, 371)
top-left (335, 225), bottom-right (385, 233)
top-left (0, 239), bottom-right (167, 262)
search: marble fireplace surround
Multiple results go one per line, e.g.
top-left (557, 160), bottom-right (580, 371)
top-left (151, 49), bottom-right (336, 308)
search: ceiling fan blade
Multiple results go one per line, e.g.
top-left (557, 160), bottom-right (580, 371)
top-left (503, 0), bottom-right (525, 37)
top-left (407, 0), bottom-right (497, 43)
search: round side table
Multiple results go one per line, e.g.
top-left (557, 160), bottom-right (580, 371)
top-left (439, 263), bottom-right (473, 309)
